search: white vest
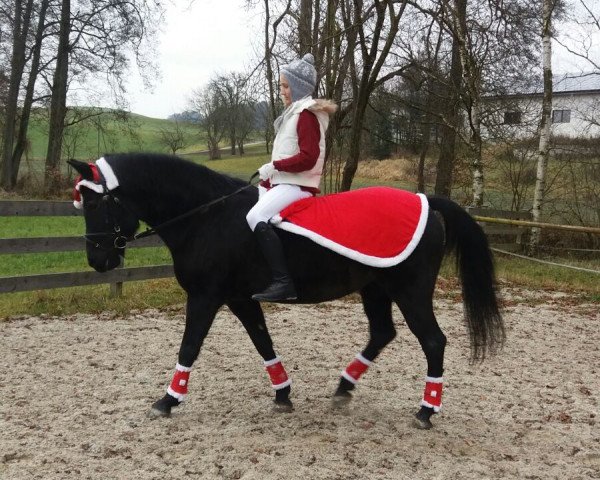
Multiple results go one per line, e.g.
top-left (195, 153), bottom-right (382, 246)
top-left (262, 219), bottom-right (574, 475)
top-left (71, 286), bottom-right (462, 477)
top-left (271, 97), bottom-right (329, 189)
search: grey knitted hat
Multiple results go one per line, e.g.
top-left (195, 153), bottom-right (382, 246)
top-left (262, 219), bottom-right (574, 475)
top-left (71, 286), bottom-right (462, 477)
top-left (281, 53), bottom-right (317, 102)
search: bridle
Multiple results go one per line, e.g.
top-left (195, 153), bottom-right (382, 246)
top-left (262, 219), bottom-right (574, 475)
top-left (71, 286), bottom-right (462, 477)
top-left (83, 193), bottom-right (134, 251)
top-left (82, 172), bottom-right (259, 251)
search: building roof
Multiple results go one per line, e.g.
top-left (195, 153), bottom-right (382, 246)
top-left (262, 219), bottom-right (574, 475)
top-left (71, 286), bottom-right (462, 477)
top-left (553, 73), bottom-right (600, 93)
top-left (485, 72), bottom-right (600, 99)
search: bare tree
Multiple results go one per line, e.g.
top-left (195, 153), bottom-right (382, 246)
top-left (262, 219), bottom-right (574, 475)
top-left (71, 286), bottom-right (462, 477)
top-left (44, 0), bottom-right (70, 192)
top-left (9, 0), bottom-right (50, 188)
top-left (44, 0), bottom-right (162, 191)
top-left (235, 103), bottom-right (257, 155)
top-left (339, 0), bottom-right (410, 191)
top-left (158, 120), bottom-right (189, 155)
top-left (299, 0), bottom-right (312, 55)
top-left (530, 0), bottom-right (556, 254)
top-left (0, 0), bottom-right (35, 189)
top-left (211, 72), bottom-right (256, 155)
top-left (191, 85), bottom-right (228, 160)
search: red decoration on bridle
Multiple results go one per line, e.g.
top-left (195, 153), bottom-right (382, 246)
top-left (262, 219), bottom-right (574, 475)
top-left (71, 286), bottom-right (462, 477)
top-left (73, 163), bottom-right (101, 209)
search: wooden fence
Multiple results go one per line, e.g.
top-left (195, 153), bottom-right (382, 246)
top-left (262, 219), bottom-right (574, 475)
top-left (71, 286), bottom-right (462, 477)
top-left (4, 200), bottom-right (594, 295)
top-left (466, 207), bottom-right (532, 252)
top-left (0, 200), bottom-right (174, 294)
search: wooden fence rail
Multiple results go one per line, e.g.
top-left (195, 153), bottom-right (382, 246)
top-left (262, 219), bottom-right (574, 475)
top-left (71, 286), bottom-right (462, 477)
top-left (3, 200), bottom-right (597, 295)
top-left (1, 200), bottom-right (174, 295)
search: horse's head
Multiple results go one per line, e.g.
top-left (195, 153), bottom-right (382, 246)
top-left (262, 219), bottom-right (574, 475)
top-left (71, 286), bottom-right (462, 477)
top-left (68, 159), bottom-right (140, 272)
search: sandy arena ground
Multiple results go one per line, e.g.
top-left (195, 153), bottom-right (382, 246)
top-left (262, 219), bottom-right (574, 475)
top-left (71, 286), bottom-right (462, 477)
top-left (1, 286), bottom-right (598, 480)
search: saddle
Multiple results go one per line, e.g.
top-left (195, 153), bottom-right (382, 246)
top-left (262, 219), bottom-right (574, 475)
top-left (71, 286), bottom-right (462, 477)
top-left (271, 187), bottom-right (429, 267)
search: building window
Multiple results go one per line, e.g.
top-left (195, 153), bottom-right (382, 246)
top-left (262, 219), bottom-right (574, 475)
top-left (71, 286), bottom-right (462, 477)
top-left (503, 111), bottom-right (522, 125)
top-left (552, 109), bottom-right (571, 123)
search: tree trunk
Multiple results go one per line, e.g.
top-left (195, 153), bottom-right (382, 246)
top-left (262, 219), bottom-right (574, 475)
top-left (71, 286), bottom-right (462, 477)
top-left (530, 0), bottom-right (554, 254)
top-left (434, 0), bottom-right (465, 198)
top-left (339, 0), bottom-right (406, 191)
top-left (451, 0), bottom-right (484, 206)
top-left (0, 0), bottom-right (34, 190)
top-left (11, 0), bottom-right (49, 187)
top-left (45, 0), bottom-right (71, 192)
top-left (230, 135), bottom-right (236, 155)
top-left (470, 97), bottom-right (484, 206)
top-left (299, 0), bottom-right (313, 55)
top-left (341, 92), bottom-right (370, 191)
top-left (417, 123), bottom-right (431, 193)
top-left (263, 0), bottom-right (278, 154)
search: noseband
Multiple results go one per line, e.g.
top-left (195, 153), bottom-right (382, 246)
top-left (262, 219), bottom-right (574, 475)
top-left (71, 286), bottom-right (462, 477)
top-left (83, 193), bottom-right (133, 251)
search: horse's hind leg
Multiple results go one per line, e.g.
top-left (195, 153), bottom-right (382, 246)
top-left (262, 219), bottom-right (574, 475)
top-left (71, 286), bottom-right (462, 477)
top-left (394, 289), bottom-right (447, 430)
top-left (333, 283), bottom-right (395, 406)
top-left (227, 299), bottom-right (293, 412)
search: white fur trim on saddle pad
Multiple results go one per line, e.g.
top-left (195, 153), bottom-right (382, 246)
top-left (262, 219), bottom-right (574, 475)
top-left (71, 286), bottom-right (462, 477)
top-left (271, 190), bottom-right (429, 268)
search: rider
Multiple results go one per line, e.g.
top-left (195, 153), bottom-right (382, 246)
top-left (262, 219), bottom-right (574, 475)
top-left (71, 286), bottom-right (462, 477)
top-left (246, 53), bottom-right (337, 302)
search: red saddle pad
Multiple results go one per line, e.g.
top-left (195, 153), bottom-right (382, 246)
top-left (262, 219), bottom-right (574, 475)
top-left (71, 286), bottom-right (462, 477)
top-left (272, 187), bottom-right (429, 267)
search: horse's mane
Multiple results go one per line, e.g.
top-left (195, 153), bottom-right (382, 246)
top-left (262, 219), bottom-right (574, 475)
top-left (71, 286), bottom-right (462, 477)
top-left (104, 153), bottom-right (248, 206)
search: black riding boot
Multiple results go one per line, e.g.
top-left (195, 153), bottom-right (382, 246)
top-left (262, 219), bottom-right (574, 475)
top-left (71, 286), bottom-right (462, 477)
top-left (252, 222), bottom-right (298, 302)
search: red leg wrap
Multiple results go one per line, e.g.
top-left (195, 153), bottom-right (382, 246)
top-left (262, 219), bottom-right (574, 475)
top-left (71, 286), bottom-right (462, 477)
top-left (167, 364), bottom-right (191, 401)
top-left (264, 357), bottom-right (291, 390)
top-left (421, 376), bottom-right (443, 412)
top-left (341, 353), bottom-right (372, 384)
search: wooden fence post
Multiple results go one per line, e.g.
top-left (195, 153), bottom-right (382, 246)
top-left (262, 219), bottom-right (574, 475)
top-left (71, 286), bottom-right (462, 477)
top-left (110, 257), bottom-right (124, 298)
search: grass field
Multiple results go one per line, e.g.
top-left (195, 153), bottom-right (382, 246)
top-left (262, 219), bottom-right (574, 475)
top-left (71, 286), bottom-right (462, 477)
top-left (26, 110), bottom-right (205, 160)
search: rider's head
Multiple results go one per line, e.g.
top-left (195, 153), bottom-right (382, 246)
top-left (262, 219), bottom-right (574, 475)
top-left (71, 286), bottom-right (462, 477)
top-left (280, 53), bottom-right (317, 103)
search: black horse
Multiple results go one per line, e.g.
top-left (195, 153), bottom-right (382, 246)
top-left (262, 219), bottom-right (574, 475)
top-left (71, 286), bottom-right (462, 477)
top-left (69, 153), bottom-right (504, 429)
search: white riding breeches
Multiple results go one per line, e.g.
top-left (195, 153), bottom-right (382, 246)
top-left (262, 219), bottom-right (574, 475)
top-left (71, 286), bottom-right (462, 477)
top-left (246, 184), bottom-right (312, 231)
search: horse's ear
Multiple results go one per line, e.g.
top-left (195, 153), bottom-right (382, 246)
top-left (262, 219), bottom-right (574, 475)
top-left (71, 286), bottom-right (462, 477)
top-left (67, 159), bottom-right (94, 180)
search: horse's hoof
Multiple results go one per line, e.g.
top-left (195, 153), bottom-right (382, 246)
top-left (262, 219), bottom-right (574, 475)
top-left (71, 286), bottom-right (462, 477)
top-left (412, 415), bottom-right (433, 430)
top-left (148, 393), bottom-right (179, 418)
top-left (273, 399), bottom-right (294, 413)
top-left (331, 392), bottom-right (352, 408)
top-left (148, 407), bottom-right (170, 419)
top-left (413, 406), bottom-right (435, 429)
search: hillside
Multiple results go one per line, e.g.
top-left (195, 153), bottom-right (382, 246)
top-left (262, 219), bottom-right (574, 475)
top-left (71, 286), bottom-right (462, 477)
top-left (25, 109), bottom-right (204, 161)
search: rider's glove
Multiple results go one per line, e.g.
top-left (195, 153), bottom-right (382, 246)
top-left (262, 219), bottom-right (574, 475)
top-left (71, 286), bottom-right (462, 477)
top-left (258, 162), bottom-right (276, 180)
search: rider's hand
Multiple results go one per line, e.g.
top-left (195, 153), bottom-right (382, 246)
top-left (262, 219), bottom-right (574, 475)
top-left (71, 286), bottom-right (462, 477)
top-left (258, 162), bottom-right (276, 180)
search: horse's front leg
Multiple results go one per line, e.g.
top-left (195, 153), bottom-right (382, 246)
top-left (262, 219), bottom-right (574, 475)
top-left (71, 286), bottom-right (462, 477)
top-left (227, 299), bottom-right (293, 412)
top-left (150, 293), bottom-right (221, 418)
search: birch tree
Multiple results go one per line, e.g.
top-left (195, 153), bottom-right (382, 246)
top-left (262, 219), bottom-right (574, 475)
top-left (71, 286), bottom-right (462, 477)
top-left (529, 0), bottom-right (556, 254)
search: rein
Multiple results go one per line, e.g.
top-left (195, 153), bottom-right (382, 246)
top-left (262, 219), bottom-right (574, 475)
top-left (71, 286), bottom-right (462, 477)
top-left (134, 173), bottom-right (259, 241)
top-left (83, 172), bottom-right (259, 248)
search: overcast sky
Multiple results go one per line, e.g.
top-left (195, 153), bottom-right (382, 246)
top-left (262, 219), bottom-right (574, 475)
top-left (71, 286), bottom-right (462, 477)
top-left (125, 0), bottom-right (260, 119)
top-left (118, 1), bottom-right (598, 120)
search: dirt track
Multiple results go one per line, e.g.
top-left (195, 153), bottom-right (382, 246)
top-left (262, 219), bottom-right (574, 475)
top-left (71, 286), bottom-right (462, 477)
top-left (1, 287), bottom-right (598, 480)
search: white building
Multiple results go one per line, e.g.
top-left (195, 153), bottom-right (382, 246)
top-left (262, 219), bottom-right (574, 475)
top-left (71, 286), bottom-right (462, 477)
top-left (483, 74), bottom-right (600, 139)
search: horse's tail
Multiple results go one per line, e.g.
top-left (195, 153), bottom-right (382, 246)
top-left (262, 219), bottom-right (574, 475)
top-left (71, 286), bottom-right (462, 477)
top-left (427, 195), bottom-right (505, 362)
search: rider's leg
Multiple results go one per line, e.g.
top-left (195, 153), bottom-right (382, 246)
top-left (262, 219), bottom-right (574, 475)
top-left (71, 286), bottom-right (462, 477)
top-left (246, 184), bottom-right (311, 302)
